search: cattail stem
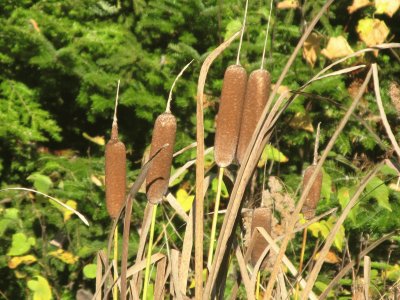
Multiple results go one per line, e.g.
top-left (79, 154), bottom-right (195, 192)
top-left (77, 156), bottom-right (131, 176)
top-left (260, 0), bottom-right (274, 70)
top-left (313, 122), bottom-right (321, 165)
top-left (143, 204), bottom-right (158, 300)
top-left (295, 228), bottom-right (308, 300)
top-left (166, 60), bottom-right (194, 113)
top-left (236, 0), bottom-right (249, 65)
top-left (113, 226), bottom-right (118, 300)
top-left (113, 80), bottom-right (121, 127)
top-left (207, 167), bottom-right (224, 270)
top-left (256, 270), bottom-right (261, 299)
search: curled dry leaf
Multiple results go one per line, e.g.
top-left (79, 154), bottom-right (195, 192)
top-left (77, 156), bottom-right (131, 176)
top-left (347, 0), bottom-right (371, 14)
top-left (357, 18), bottom-right (389, 47)
top-left (303, 32), bottom-right (321, 67)
top-left (277, 0), bottom-right (299, 9)
top-left (375, 0), bottom-right (400, 17)
top-left (289, 112), bottom-right (314, 133)
top-left (321, 36), bottom-right (354, 60)
top-left (314, 251), bottom-right (341, 264)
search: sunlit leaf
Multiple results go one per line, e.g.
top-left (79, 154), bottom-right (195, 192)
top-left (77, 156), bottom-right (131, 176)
top-left (303, 32), bottom-right (321, 67)
top-left (224, 19), bottom-right (242, 41)
top-left (7, 233), bottom-right (36, 256)
top-left (365, 177), bottom-right (391, 211)
top-left (321, 36), bottom-right (354, 60)
top-left (314, 251), bottom-right (341, 264)
top-left (83, 264), bottom-right (97, 279)
top-left (277, 0), bottom-right (300, 9)
top-left (357, 18), bottom-right (389, 47)
top-left (375, 0), bottom-right (400, 17)
top-left (258, 144), bottom-right (288, 167)
top-left (211, 176), bottom-right (229, 198)
top-left (321, 168), bottom-right (331, 200)
top-left (63, 200), bottom-right (77, 222)
top-left (176, 189), bottom-right (195, 213)
top-left (27, 173), bottom-right (52, 194)
top-left (347, 0), bottom-right (372, 14)
top-left (27, 276), bottom-right (52, 300)
top-left (82, 132), bottom-right (105, 146)
top-left (8, 255), bottom-right (37, 269)
top-left (49, 249), bottom-right (79, 264)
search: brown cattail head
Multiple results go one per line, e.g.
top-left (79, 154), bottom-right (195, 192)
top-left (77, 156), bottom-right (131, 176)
top-left (146, 112), bottom-right (177, 204)
top-left (250, 207), bottom-right (272, 266)
top-left (301, 165), bottom-right (323, 219)
top-left (105, 123), bottom-right (127, 219)
top-left (236, 69), bottom-right (271, 165)
top-left (214, 64), bottom-right (247, 167)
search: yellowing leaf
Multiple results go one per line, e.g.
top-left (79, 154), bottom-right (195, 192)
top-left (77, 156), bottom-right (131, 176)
top-left (176, 189), bottom-right (194, 212)
top-left (8, 255), bottom-right (37, 269)
top-left (314, 251), bottom-right (341, 264)
top-left (277, 0), bottom-right (299, 9)
top-left (347, 0), bottom-right (372, 14)
top-left (289, 112), bottom-right (314, 132)
top-left (321, 36), bottom-right (354, 60)
top-left (90, 174), bottom-right (103, 187)
top-left (82, 132), bottom-right (105, 146)
top-left (27, 276), bottom-right (52, 300)
top-left (357, 18), bottom-right (389, 47)
top-left (258, 144), bottom-right (288, 167)
top-left (49, 249), bottom-right (79, 264)
top-left (375, 0), bottom-right (400, 17)
top-left (63, 200), bottom-right (77, 222)
top-left (303, 33), bottom-right (321, 67)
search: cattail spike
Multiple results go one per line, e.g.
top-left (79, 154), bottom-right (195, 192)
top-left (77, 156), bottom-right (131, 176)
top-left (250, 207), bottom-right (272, 266)
top-left (301, 165), bottom-right (323, 219)
top-left (261, 0), bottom-right (274, 70)
top-left (166, 60), bottom-right (194, 113)
top-left (236, 0), bottom-right (249, 65)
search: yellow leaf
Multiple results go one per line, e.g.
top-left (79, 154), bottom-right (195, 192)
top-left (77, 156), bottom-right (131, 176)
top-left (314, 251), bottom-right (341, 264)
top-left (176, 189), bottom-right (195, 212)
top-left (63, 200), bottom-right (77, 222)
top-left (277, 0), bottom-right (299, 9)
top-left (8, 255), bottom-right (37, 269)
top-left (321, 36), bottom-right (354, 60)
top-left (375, 0), bottom-right (400, 17)
top-left (357, 18), bottom-right (389, 47)
top-left (289, 112), bottom-right (314, 132)
top-left (49, 249), bottom-right (79, 264)
top-left (14, 270), bottom-right (27, 278)
top-left (347, 0), bottom-right (372, 14)
top-left (90, 174), bottom-right (103, 187)
top-left (82, 132), bottom-right (105, 146)
top-left (303, 33), bottom-right (321, 67)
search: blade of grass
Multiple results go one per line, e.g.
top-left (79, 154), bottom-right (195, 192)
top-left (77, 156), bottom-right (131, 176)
top-left (154, 256), bottom-right (167, 300)
top-left (171, 249), bottom-right (183, 300)
top-left (195, 30), bottom-right (241, 299)
top-left (235, 245), bottom-right (255, 300)
top-left (143, 204), bottom-right (158, 300)
top-left (95, 252), bottom-right (103, 300)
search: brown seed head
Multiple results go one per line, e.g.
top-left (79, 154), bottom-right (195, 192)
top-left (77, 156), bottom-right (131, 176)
top-left (301, 165), bottom-right (323, 219)
top-left (105, 123), bottom-right (127, 219)
top-left (146, 112), bottom-right (177, 204)
top-left (250, 207), bottom-right (272, 266)
top-left (214, 64), bottom-right (247, 167)
top-left (236, 69), bottom-right (271, 165)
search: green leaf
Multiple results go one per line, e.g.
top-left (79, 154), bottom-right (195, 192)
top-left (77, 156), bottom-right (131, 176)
top-left (258, 144), bottom-right (288, 167)
top-left (7, 233), bottom-right (35, 256)
top-left (27, 276), bottom-right (52, 300)
top-left (211, 176), bottom-right (229, 198)
top-left (4, 208), bottom-right (19, 220)
top-left (83, 264), bottom-right (97, 279)
top-left (224, 19), bottom-right (242, 40)
top-left (321, 168), bottom-right (331, 200)
top-left (27, 173), bottom-right (53, 194)
top-left (365, 177), bottom-right (391, 211)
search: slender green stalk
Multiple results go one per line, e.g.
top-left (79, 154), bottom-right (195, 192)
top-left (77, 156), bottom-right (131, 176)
top-left (113, 226), bottom-right (118, 300)
top-left (295, 228), bottom-right (307, 300)
top-left (207, 167), bottom-right (224, 270)
top-left (143, 204), bottom-right (158, 300)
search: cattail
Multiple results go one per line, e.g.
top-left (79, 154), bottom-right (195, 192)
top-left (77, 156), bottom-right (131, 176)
top-left (146, 112), bottom-right (177, 204)
top-left (145, 60), bottom-right (192, 204)
top-left (105, 81), bottom-right (126, 219)
top-left (214, 64), bottom-right (247, 167)
top-left (250, 207), bottom-right (272, 266)
top-left (301, 123), bottom-right (323, 219)
top-left (236, 69), bottom-right (271, 165)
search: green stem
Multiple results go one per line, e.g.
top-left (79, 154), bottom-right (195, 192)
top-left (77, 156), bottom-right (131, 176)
top-left (207, 167), bottom-right (224, 270)
top-left (143, 204), bottom-right (157, 300)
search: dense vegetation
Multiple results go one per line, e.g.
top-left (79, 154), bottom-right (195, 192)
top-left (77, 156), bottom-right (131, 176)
top-left (0, 0), bottom-right (399, 298)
